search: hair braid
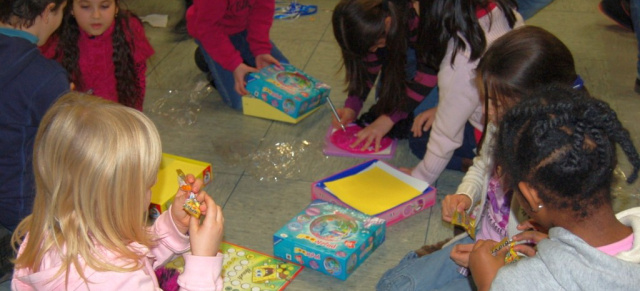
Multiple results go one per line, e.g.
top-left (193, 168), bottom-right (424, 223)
top-left (497, 85), bottom-right (640, 218)
top-left (112, 11), bottom-right (141, 108)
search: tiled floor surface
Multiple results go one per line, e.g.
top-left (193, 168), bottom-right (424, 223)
top-left (4, 0), bottom-right (640, 290)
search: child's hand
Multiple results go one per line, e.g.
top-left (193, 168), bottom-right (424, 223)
top-left (449, 243), bottom-right (474, 268)
top-left (441, 194), bottom-right (472, 223)
top-left (469, 240), bottom-right (507, 291)
top-left (411, 107), bottom-right (437, 137)
top-left (189, 194), bottom-right (224, 257)
top-left (332, 108), bottom-right (356, 129)
top-left (398, 167), bottom-right (414, 175)
top-left (350, 114), bottom-right (393, 151)
top-left (171, 174), bottom-right (204, 234)
top-left (255, 54), bottom-right (282, 70)
top-left (233, 63), bottom-right (259, 95)
top-left (517, 219), bottom-right (547, 233)
top-left (511, 230), bottom-right (548, 257)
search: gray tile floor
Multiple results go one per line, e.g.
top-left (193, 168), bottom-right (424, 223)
top-left (4, 0), bottom-right (640, 290)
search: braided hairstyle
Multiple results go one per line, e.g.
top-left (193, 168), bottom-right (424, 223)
top-left (332, 0), bottom-right (410, 115)
top-left (53, 0), bottom-right (141, 108)
top-left (496, 85), bottom-right (640, 218)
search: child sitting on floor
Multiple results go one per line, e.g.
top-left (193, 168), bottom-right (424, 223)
top-left (377, 26), bottom-right (585, 291)
top-left (469, 85), bottom-right (640, 290)
top-left (41, 0), bottom-right (154, 111)
top-left (11, 93), bottom-right (225, 290)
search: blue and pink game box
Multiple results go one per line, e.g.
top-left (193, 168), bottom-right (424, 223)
top-left (245, 63), bottom-right (330, 118)
top-left (273, 200), bottom-right (386, 280)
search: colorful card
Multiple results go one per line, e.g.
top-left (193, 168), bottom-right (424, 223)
top-left (162, 242), bottom-right (303, 290)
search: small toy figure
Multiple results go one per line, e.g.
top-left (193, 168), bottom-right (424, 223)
top-left (451, 210), bottom-right (476, 239)
top-left (177, 169), bottom-right (201, 218)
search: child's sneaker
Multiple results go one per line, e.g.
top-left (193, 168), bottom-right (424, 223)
top-left (599, 0), bottom-right (634, 31)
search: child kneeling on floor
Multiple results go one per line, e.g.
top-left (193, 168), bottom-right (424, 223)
top-left (11, 92), bottom-right (225, 290)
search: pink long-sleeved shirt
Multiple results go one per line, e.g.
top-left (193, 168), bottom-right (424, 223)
top-left (12, 207), bottom-right (223, 290)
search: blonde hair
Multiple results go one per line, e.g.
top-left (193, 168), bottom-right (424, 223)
top-left (12, 92), bottom-right (162, 283)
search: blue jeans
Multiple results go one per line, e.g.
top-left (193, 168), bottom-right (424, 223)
top-left (377, 235), bottom-right (476, 291)
top-left (409, 88), bottom-right (477, 172)
top-left (632, 0), bottom-right (640, 79)
top-left (196, 31), bottom-right (289, 110)
top-left (517, 0), bottom-right (554, 20)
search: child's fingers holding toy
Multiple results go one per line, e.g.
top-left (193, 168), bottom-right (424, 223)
top-left (172, 172), bottom-right (206, 234)
top-left (442, 194), bottom-right (472, 223)
top-left (233, 64), bottom-right (258, 95)
top-left (189, 194), bottom-right (225, 257)
top-left (469, 240), bottom-right (506, 291)
top-left (255, 54), bottom-right (281, 70)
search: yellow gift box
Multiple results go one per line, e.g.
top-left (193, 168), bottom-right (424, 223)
top-left (242, 96), bottom-right (321, 124)
top-left (148, 153), bottom-right (212, 218)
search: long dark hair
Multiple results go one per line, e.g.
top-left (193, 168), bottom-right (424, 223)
top-left (496, 85), bottom-right (640, 218)
top-left (476, 26), bottom-right (580, 125)
top-left (332, 0), bottom-right (411, 115)
top-left (418, 0), bottom-right (518, 69)
top-left (52, 0), bottom-right (141, 108)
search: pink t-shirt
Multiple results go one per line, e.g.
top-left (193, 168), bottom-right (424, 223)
top-left (597, 233), bottom-right (635, 256)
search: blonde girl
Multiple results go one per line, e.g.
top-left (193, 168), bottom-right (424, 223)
top-left (11, 93), bottom-right (224, 290)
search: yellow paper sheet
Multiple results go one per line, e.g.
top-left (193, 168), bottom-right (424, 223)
top-left (324, 166), bottom-right (422, 215)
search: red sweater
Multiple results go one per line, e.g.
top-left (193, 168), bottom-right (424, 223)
top-left (41, 15), bottom-right (154, 111)
top-left (186, 0), bottom-right (275, 72)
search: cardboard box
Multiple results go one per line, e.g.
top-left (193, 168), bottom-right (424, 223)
top-left (245, 63), bottom-right (330, 118)
top-left (273, 200), bottom-right (386, 280)
top-left (242, 96), bottom-right (321, 124)
top-left (149, 153), bottom-right (212, 219)
top-left (311, 160), bottom-right (436, 227)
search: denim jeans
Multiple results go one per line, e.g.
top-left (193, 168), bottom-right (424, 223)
top-left (196, 31), bottom-right (289, 110)
top-left (376, 235), bottom-right (476, 291)
top-left (517, 0), bottom-right (554, 20)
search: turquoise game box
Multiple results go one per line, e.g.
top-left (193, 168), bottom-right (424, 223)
top-left (245, 63), bottom-right (330, 118)
top-left (273, 200), bottom-right (386, 280)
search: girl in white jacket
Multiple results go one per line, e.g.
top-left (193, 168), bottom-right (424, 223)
top-left (377, 26), bottom-right (584, 291)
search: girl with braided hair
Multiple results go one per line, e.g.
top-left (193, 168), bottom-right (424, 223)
top-left (41, 0), bottom-right (154, 111)
top-left (377, 26), bottom-right (583, 291)
top-left (469, 85), bottom-right (640, 290)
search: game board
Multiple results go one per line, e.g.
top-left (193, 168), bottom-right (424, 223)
top-left (164, 242), bottom-right (303, 290)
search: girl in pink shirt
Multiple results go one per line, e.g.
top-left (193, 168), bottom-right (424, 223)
top-left (11, 92), bottom-right (225, 290)
top-left (41, 0), bottom-right (154, 111)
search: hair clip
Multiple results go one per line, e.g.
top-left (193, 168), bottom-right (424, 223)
top-left (572, 75), bottom-right (584, 89)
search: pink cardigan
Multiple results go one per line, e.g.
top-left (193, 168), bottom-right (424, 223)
top-left (12, 207), bottom-right (223, 290)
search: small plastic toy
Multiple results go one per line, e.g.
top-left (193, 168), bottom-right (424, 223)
top-left (451, 210), bottom-right (476, 239)
top-left (491, 237), bottom-right (522, 264)
top-left (177, 169), bottom-right (201, 219)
